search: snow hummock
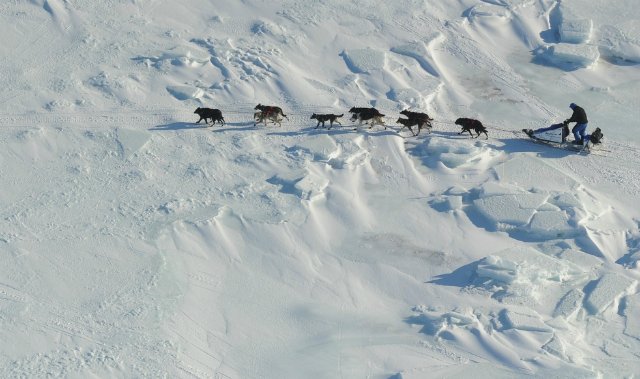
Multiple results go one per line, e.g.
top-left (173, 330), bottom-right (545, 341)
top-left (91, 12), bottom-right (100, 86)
top-left (584, 273), bottom-right (637, 315)
top-left (546, 44), bottom-right (600, 69)
top-left (559, 19), bottom-right (593, 44)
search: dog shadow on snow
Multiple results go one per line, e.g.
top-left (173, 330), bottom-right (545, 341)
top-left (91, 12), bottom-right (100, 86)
top-left (267, 126), bottom-right (397, 138)
top-left (150, 121), bottom-right (256, 132)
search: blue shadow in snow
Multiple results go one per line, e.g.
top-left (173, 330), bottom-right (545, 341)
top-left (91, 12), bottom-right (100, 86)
top-left (540, 2), bottom-right (562, 43)
top-left (150, 122), bottom-right (208, 131)
top-left (427, 260), bottom-right (479, 288)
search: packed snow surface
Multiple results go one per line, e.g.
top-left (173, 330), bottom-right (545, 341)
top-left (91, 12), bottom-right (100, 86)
top-left (1, 0), bottom-right (640, 378)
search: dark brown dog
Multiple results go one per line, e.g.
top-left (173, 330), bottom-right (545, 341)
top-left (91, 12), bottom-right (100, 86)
top-left (400, 109), bottom-right (432, 122)
top-left (311, 113), bottom-right (343, 129)
top-left (194, 107), bottom-right (224, 125)
top-left (455, 118), bottom-right (488, 139)
top-left (396, 117), bottom-right (431, 136)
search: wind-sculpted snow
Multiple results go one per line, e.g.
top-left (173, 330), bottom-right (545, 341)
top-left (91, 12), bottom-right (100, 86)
top-left (1, 0), bottom-right (640, 377)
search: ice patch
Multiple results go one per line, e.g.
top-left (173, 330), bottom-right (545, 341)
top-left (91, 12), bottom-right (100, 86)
top-left (584, 273), bottom-right (637, 315)
top-left (116, 128), bottom-right (151, 159)
top-left (543, 335), bottom-right (568, 360)
top-left (556, 249), bottom-right (602, 270)
top-left (495, 156), bottom-right (577, 192)
top-left (553, 288), bottom-right (584, 318)
top-left (623, 293), bottom-right (640, 339)
top-left (599, 23), bottom-right (640, 63)
top-left (529, 211), bottom-right (573, 238)
top-left (473, 247), bottom-right (589, 306)
top-left (559, 19), bottom-right (593, 44)
top-left (502, 309), bottom-right (552, 333)
top-left (473, 193), bottom-right (546, 228)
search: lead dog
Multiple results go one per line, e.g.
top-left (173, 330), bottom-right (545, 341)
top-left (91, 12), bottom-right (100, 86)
top-left (455, 117), bottom-right (488, 139)
top-left (310, 113), bottom-right (343, 129)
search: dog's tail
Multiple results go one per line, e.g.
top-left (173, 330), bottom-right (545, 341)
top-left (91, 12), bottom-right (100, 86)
top-left (337, 114), bottom-right (344, 117)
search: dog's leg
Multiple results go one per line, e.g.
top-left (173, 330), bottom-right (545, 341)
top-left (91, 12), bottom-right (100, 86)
top-left (315, 121), bottom-right (320, 129)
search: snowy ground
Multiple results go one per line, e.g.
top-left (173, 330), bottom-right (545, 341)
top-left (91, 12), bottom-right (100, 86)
top-left (1, 0), bottom-right (640, 378)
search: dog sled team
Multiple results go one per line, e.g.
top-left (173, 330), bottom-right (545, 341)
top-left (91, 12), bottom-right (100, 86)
top-left (194, 102), bottom-right (603, 149)
top-left (195, 104), bottom-right (464, 138)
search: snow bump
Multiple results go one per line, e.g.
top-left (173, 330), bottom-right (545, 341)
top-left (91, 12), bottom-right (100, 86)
top-left (546, 44), bottom-right (600, 69)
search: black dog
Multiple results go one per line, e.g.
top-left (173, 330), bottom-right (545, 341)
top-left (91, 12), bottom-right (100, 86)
top-left (396, 117), bottom-right (431, 136)
top-left (400, 109), bottom-right (432, 122)
top-left (311, 113), bottom-right (343, 129)
top-left (455, 118), bottom-right (488, 139)
top-left (194, 107), bottom-right (225, 125)
top-left (348, 107), bottom-right (380, 121)
top-left (348, 107), bottom-right (385, 129)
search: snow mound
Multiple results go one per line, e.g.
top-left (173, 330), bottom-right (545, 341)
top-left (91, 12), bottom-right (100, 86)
top-left (166, 85), bottom-right (204, 101)
top-left (473, 247), bottom-right (589, 307)
top-left (477, 247), bottom-right (587, 287)
top-left (545, 44), bottom-right (600, 69)
top-left (422, 139), bottom-right (497, 169)
top-left (599, 23), bottom-right (640, 63)
top-left (584, 273), bottom-right (636, 315)
top-left (390, 33), bottom-right (444, 78)
top-left (408, 305), bottom-right (477, 336)
top-left (342, 48), bottom-right (386, 74)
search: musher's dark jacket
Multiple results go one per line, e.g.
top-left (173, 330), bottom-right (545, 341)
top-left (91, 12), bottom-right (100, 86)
top-left (567, 105), bottom-right (588, 124)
